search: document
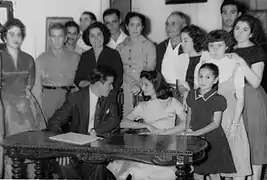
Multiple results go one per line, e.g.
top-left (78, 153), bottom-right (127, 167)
top-left (49, 132), bottom-right (101, 145)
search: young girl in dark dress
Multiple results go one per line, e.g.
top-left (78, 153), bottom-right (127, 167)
top-left (186, 63), bottom-right (236, 180)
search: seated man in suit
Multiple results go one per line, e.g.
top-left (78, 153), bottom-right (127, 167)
top-left (48, 65), bottom-right (120, 180)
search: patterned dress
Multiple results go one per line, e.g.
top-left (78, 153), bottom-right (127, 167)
top-left (0, 49), bottom-right (46, 178)
top-left (107, 97), bottom-right (184, 180)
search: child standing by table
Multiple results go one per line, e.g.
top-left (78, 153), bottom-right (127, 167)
top-left (186, 63), bottom-right (236, 180)
top-left (194, 30), bottom-right (251, 180)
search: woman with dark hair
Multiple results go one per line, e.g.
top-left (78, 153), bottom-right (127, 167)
top-left (194, 30), bottom-right (251, 180)
top-left (74, 22), bottom-right (123, 102)
top-left (231, 14), bottom-right (267, 180)
top-left (117, 12), bottom-right (156, 117)
top-left (165, 25), bottom-right (207, 95)
top-left (107, 70), bottom-right (187, 180)
top-left (0, 18), bottom-right (45, 178)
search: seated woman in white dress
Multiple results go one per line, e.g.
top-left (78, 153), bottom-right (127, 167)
top-left (107, 70), bottom-right (187, 180)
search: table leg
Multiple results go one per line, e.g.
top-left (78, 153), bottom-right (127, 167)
top-left (43, 159), bottom-right (53, 179)
top-left (175, 161), bottom-right (193, 180)
top-left (34, 160), bottom-right (43, 179)
top-left (10, 148), bottom-right (24, 179)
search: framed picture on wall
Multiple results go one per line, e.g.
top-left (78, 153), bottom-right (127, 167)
top-left (248, 10), bottom-right (267, 44)
top-left (45, 16), bottom-right (73, 50)
top-left (0, 1), bottom-right (13, 50)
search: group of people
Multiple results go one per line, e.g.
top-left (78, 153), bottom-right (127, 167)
top-left (0, 0), bottom-right (267, 179)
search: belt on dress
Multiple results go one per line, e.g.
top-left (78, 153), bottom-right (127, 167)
top-left (43, 85), bottom-right (75, 92)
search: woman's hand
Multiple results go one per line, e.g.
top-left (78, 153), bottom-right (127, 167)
top-left (228, 124), bottom-right (239, 139)
top-left (130, 84), bottom-right (141, 95)
top-left (145, 123), bottom-right (159, 134)
top-left (227, 53), bottom-right (247, 66)
top-left (79, 80), bottom-right (90, 88)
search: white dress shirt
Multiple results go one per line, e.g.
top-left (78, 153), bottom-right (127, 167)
top-left (161, 40), bottom-right (185, 85)
top-left (107, 30), bottom-right (127, 49)
top-left (88, 88), bottom-right (99, 132)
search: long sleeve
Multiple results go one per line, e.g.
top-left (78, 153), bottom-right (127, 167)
top-left (48, 93), bottom-right (74, 133)
top-left (145, 41), bottom-right (156, 71)
top-left (27, 58), bottom-right (35, 90)
top-left (31, 58), bottom-right (43, 105)
top-left (74, 52), bottom-right (90, 87)
top-left (111, 50), bottom-right (123, 90)
top-left (95, 100), bottom-right (120, 135)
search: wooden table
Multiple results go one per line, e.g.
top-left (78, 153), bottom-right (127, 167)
top-left (1, 131), bottom-right (208, 179)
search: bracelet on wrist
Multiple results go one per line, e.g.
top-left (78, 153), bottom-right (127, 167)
top-left (232, 122), bottom-right (239, 126)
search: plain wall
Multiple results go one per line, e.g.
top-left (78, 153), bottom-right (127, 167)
top-left (132, 0), bottom-right (223, 43)
top-left (9, 0), bottom-right (109, 58)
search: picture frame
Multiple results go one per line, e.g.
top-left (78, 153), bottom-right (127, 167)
top-left (248, 10), bottom-right (267, 44)
top-left (0, 0), bottom-right (13, 50)
top-left (45, 16), bottom-right (73, 50)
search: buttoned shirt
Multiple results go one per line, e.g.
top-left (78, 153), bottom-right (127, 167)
top-left (33, 49), bottom-right (80, 101)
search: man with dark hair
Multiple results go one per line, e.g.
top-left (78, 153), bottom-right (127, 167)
top-left (64, 20), bottom-right (85, 54)
top-left (48, 65), bottom-right (120, 179)
top-left (103, 8), bottom-right (127, 49)
top-left (221, 0), bottom-right (243, 32)
top-left (33, 23), bottom-right (80, 122)
top-left (77, 11), bottom-right (97, 51)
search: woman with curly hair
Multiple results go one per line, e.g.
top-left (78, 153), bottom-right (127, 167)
top-left (0, 18), bottom-right (46, 178)
top-left (162, 25), bottom-right (207, 103)
top-left (107, 70), bottom-right (187, 180)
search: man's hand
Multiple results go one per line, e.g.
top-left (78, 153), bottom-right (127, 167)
top-left (78, 80), bottom-right (90, 88)
top-left (89, 129), bottom-right (97, 136)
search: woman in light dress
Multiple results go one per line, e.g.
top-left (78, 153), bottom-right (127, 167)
top-left (108, 70), bottom-right (187, 180)
top-left (116, 12), bottom-right (156, 117)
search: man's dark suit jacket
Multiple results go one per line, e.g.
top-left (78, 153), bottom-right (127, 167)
top-left (155, 38), bottom-right (183, 73)
top-left (48, 86), bottom-right (120, 136)
top-left (48, 86), bottom-right (120, 179)
top-left (74, 46), bottom-right (123, 92)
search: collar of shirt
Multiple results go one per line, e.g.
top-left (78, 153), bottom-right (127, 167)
top-left (123, 35), bottom-right (147, 46)
top-left (195, 88), bottom-right (217, 101)
top-left (107, 30), bottom-right (127, 49)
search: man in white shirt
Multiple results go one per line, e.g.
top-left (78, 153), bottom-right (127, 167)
top-left (156, 11), bottom-right (190, 84)
top-left (103, 8), bottom-right (127, 49)
top-left (77, 11), bottom-right (97, 51)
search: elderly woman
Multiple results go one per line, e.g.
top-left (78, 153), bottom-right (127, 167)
top-left (117, 12), bottom-right (156, 117)
top-left (74, 22), bottom-right (123, 102)
top-left (107, 70), bottom-right (187, 180)
top-left (0, 18), bottom-right (45, 178)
